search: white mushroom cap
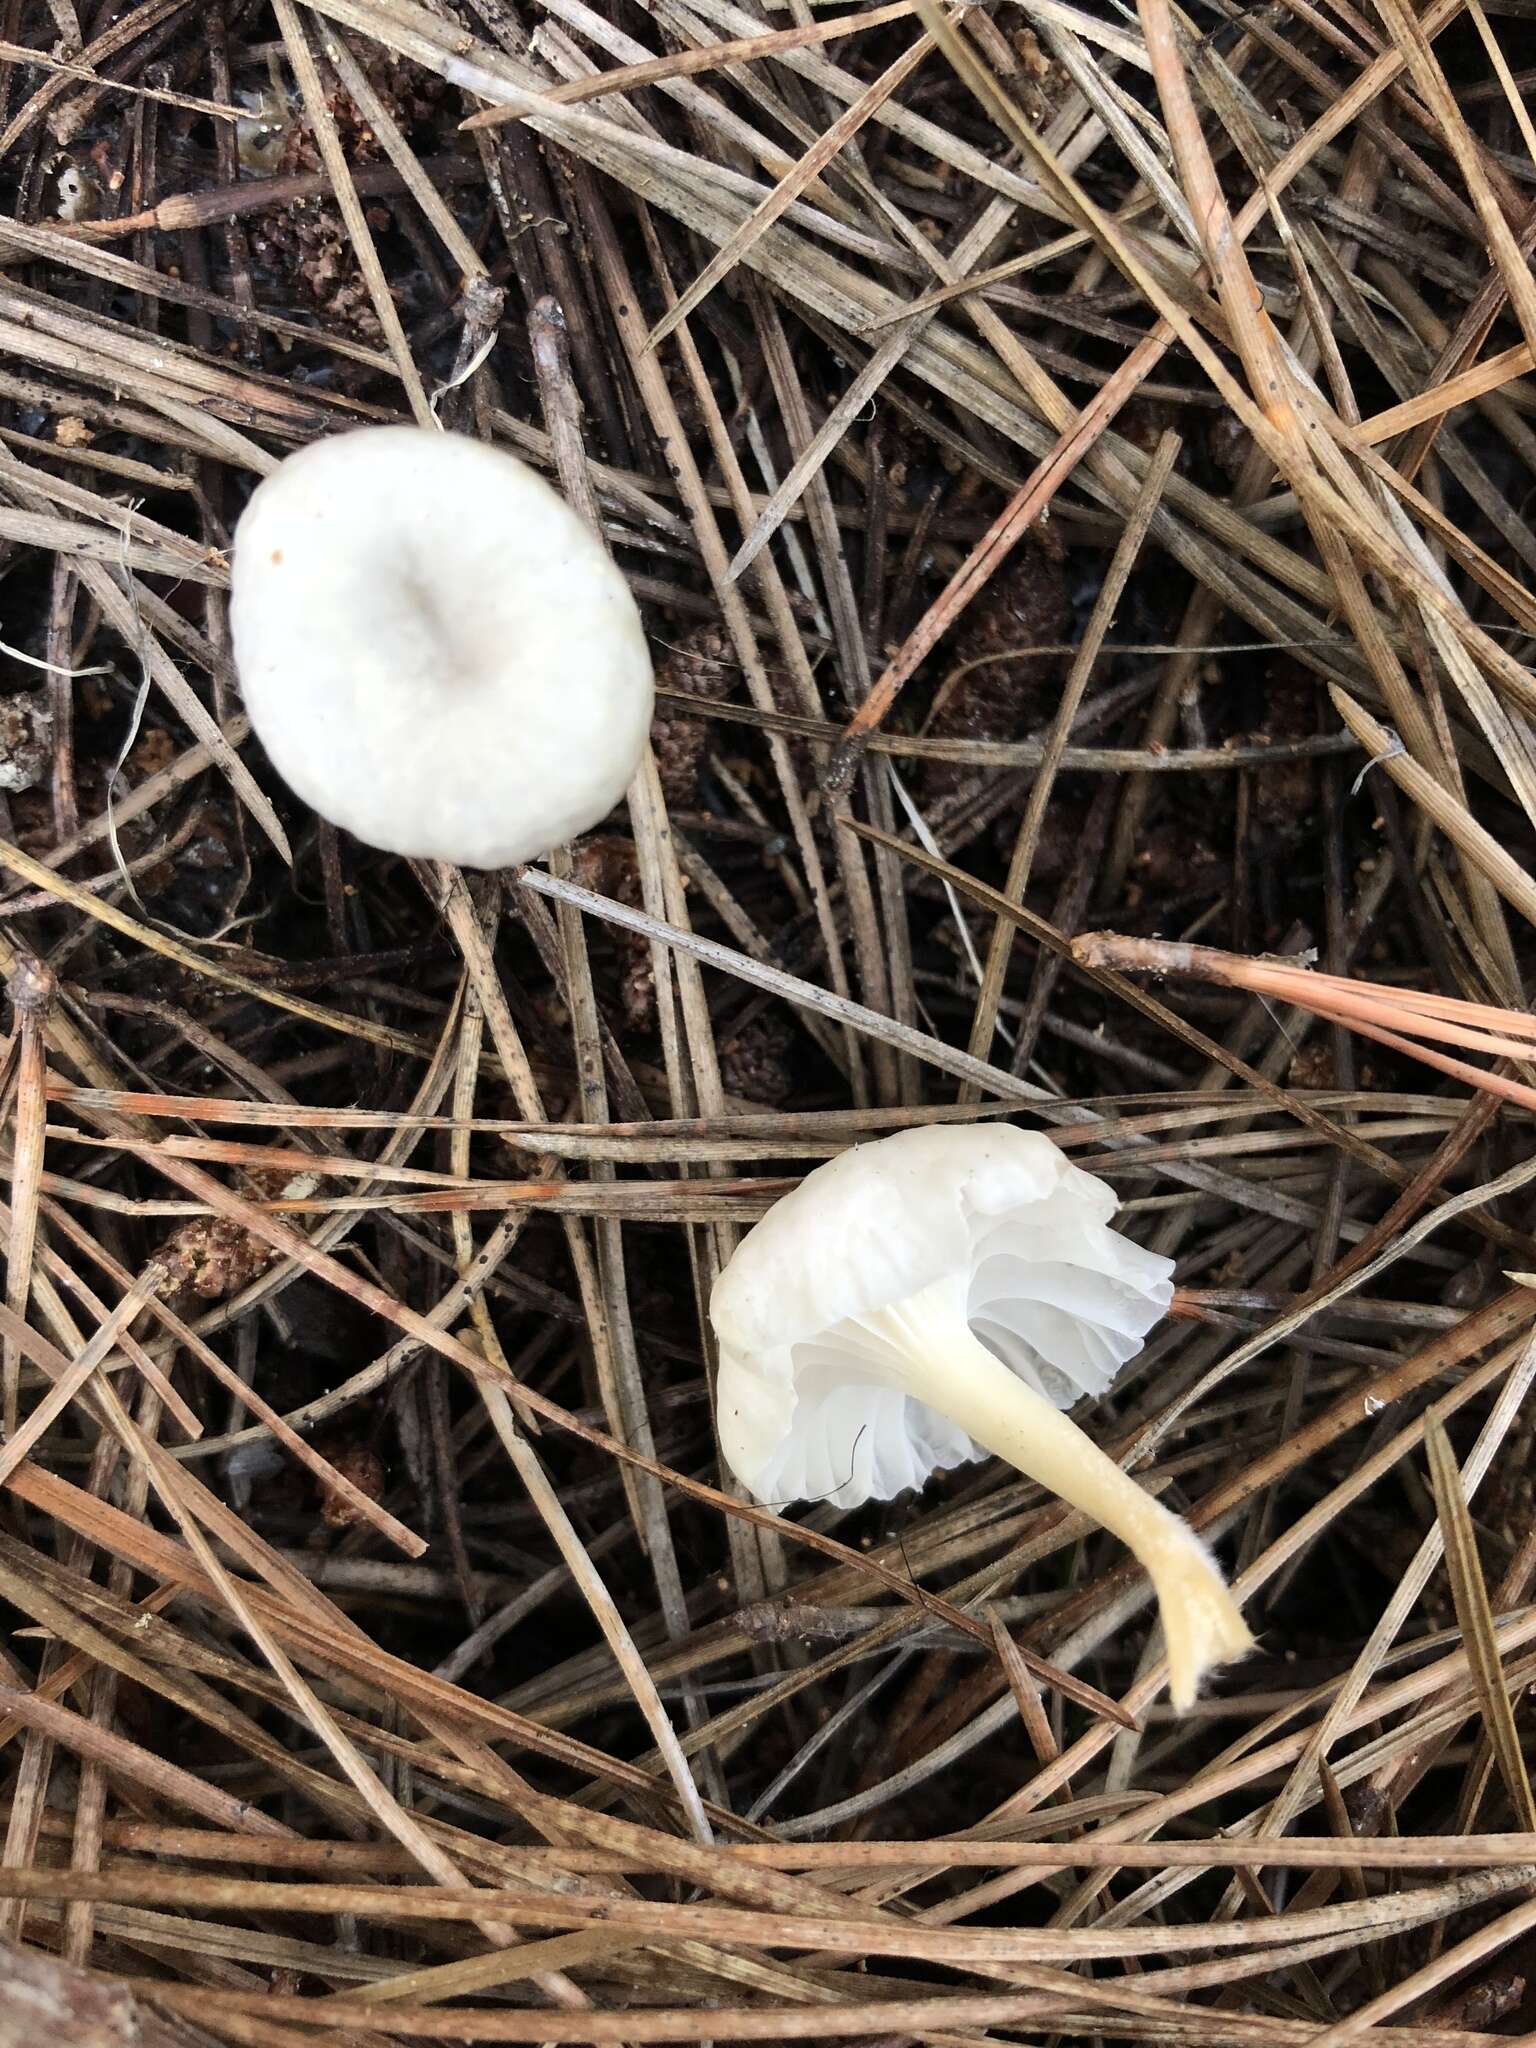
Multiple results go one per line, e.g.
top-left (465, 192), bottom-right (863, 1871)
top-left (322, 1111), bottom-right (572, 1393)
top-left (711, 1124), bottom-right (1252, 1709)
top-left (713, 1123), bottom-right (1173, 1509)
top-left (229, 426), bottom-right (654, 868)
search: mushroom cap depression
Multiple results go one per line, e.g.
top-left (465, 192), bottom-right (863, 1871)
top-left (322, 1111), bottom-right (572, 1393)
top-left (230, 426), bottom-right (654, 868)
top-left (711, 1123), bottom-right (1174, 1510)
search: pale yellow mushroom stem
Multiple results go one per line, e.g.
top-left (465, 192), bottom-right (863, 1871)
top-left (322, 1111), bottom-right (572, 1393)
top-left (872, 1282), bottom-right (1253, 1710)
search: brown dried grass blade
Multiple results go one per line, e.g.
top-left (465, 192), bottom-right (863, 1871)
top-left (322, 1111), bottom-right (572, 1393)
top-left (462, 0), bottom-right (922, 126)
top-left (1, 957), bottom-right (50, 1438)
top-left (273, 0), bottom-right (432, 424)
top-left (644, 18), bottom-right (936, 354)
top-left (1069, 931), bottom-right (1536, 1119)
top-left (1424, 1414), bottom-right (1536, 1832)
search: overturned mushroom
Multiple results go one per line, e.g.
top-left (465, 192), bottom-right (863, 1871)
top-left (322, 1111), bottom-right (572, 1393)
top-left (711, 1124), bottom-right (1252, 1710)
top-left (230, 426), bottom-right (654, 869)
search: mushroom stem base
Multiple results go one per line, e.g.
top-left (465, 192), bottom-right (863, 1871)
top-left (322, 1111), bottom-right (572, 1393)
top-left (872, 1281), bottom-right (1253, 1710)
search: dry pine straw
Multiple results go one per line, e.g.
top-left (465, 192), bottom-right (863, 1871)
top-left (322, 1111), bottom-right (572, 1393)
top-left (1, 0), bottom-right (1536, 2040)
